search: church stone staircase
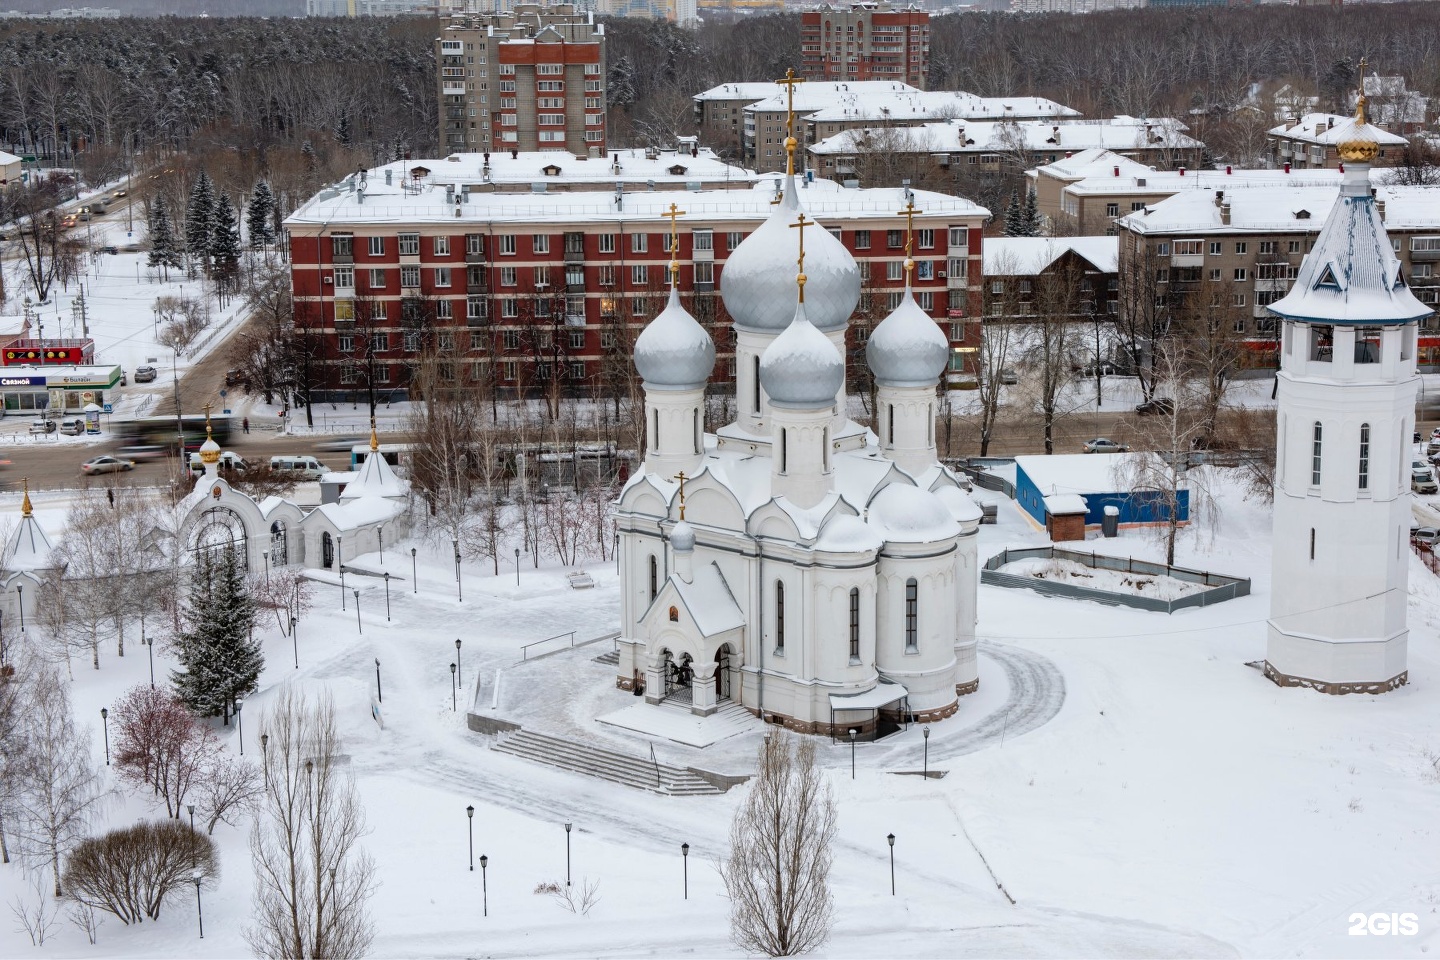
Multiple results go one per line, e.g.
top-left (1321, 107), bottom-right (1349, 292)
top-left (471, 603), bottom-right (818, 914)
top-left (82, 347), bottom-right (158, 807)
top-left (490, 729), bottom-right (729, 796)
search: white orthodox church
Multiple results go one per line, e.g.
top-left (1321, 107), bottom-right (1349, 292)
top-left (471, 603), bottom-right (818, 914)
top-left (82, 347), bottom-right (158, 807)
top-left (1265, 92), bottom-right (1426, 695)
top-left (613, 149), bottom-right (984, 736)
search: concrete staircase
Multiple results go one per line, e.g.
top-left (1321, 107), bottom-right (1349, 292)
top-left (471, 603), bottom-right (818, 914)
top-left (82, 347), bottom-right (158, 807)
top-left (490, 729), bottom-right (726, 796)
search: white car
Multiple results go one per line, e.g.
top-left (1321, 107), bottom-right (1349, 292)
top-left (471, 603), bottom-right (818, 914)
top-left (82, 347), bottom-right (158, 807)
top-left (81, 455), bottom-right (134, 475)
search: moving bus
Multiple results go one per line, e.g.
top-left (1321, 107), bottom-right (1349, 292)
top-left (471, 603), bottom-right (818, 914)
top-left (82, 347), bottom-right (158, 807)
top-left (121, 415), bottom-right (233, 453)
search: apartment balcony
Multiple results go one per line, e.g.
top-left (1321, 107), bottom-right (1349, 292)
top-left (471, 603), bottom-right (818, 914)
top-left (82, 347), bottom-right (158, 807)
top-left (331, 253), bottom-right (353, 265)
top-left (466, 249), bottom-right (486, 264)
top-left (467, 280), bottom-right (488, 294)
top-left (1254, 279), bottom-right (1292, 293)
top-left (441, 40), bottom-right (464, 54)
top-left (1411, 248), bottom-right (1440, 262)
top-left (564, 247), bottom-right (585, 264)
top-left (443, 82), bottom-right (468, 96)
top-left (1170, 253), bottom-right (1204, 268)
top-left (947, 274), bottom-right (968, 290)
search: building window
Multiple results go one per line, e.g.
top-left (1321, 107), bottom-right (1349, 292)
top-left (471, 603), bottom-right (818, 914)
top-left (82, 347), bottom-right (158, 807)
top-left (467, 234), bottom-right (484, 256)
top-left (695, 261), bottom-right (714, 284)
top-left (501, 267), bottom-right (517, 287)
top-left (1234, 268), bottom-right (1248, 282)
top-left (887, 260), bottom-right (904, 281)
top-left (532, 235), bottom-right (550, 255)
top-left (338, 334), bottom-right (354, 352)
top-left (904, 578), bottom-right (918, 653)
top-left (775, 580), bottom-right (785, 654)
top-left (372, 333), bottom-right (389, 352)
top-left (649, 555), bottom-right (657, 601)
top-left (1106, 202), bottom-right (1120, 217)
top-left (501, 299), bottom-right (519, 320)
top-left (1359, 423), bottom-right (1370, 491)
top-left (631, 233), bottom-right (648, 253)
top-left (631, 264), bottom-right (648, 286)
top-left (368, 268), bottom-right (386, 288)
top-left (917, 228), bottom-right (934, 249)
top-left (849, 588), bottom-right (860, 661)
top-left (368, 236), bottom-right (385, 257)
top-left (436, 300), bottom-right (453, 320)
top-left (599, 233), bottom-right (616, 254)
top-left (1234, 242), bottom-right (1247, 255)
top-left (1312, 421), bottom-right (1323, 486)
top-left (403, 331), bottom-right (420, 353)
top-left (434, 236), bottom-right (450, 256)
top-left (854, 229), bottom-right (871, 250)
top-left (401, 265), bottom-right (421, 288)
top-left (887, 229), bottom-right (903, 249)
top-left (727, 231), bottom-right (744, 251)
top-left (693, 229), bottom-right (713, 252)
top-left (502, 329), bottom-right (520, 350)
top-left (435, 267), bottom-right (451, 288)
top-left (398, 233), bottom-right (420, 256)
top-left (332, 234), bottom-right (353, 257)
top-left (333, 266), bottom-right (353, 289)
top-left (499, 235), bottom-right (516, 256)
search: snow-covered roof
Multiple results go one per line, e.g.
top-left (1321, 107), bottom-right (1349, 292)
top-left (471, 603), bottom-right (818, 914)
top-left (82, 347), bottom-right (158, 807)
top-left (286, 176), bottom-right (986, 227)
top-left (1269, 165), bottom-right (1431, 326)
top-left (668, 561), bottom-right (745, 638)
top-left (798, 90), bottom-right (1079, 124)
top-left (694, 79), bottom-right (920, 106)
top-left (1030, 148), bottom-right (1157, 181)
top-left (0, 150), bottom-right (20, 167)
top-left (1060, 165), bottom-right (1358, 198)
top-left (375, 148), bottom-right (756, 190)
top-left (1118, 182), bottom-right (1440, 236)
top-left (814, 513), bottom-right (884, 553)
top-left (809, 117), bottom-right (1200, 157)
top-left (5, 513), bottom-right (53, 571)
top-left (866, 483), bottom-right (960, 543)
top-left (1016, 453), bottom-right (1142, 496)
top-left (0, 314), bottom-right (27, 338)
top-left (314, 496), bottom-right (406, 532)
top-left (1268, 112), bottom-right (1408, 147)
top-left (340, 449), bottom-right (407, 501)
top-left (984, 236), bottom-right (1118, 276)
top-left (828, 680), bottom-right (908, 710)
top-left (1044, 493), bottom-right (1089, 515)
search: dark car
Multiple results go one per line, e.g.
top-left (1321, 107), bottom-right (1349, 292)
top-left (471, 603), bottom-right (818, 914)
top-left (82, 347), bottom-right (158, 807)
top-left (224, 369), bottom-right (249, 388)
top-left (1135, 397), bottom-right (1176, 416)
top-left (134, 365), bottom-right (158, 383)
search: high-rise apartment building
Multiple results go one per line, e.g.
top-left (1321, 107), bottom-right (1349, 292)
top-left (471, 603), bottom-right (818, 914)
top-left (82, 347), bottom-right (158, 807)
top-left (437, 3), bottom-right (606, 156)
top-left (800, 2), bottom-right (929, 91)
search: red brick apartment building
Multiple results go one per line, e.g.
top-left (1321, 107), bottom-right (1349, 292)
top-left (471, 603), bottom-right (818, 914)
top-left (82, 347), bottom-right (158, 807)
top-left (801, 2), bottom-right (929, 90)
top-left (285, 174), bottom-right (988, 401)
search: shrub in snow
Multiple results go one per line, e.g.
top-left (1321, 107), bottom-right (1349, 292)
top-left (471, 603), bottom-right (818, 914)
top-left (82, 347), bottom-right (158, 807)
top-left (63, 820), bottom-right (217, 925)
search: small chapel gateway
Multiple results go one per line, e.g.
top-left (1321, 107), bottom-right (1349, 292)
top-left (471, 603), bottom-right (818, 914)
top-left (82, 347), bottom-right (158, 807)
top-left (613, 117), bottom-right (986, 736)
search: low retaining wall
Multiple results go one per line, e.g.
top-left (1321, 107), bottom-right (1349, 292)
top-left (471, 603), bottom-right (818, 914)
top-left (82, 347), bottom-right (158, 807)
top-left (981, 545), bottom-right (1249, 614)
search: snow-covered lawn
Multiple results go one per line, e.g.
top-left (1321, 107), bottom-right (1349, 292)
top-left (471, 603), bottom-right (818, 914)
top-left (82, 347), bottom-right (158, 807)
top-left (999, 555), bottom-right (1210, 600)
top-left (3, 472), bottom-right (1440, 957)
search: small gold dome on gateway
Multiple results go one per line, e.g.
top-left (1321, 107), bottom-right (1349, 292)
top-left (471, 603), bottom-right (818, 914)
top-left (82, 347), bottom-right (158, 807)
top-left (1339, 59), bottom-right (1381, 164)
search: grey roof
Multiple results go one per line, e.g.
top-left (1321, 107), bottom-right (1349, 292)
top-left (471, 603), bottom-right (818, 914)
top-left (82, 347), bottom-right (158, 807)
top-left (1268, 167), bottom-right (1432, 326)
top-left (634, 284), bottom-right (716, 390)
top-left (718, 174), bottom-right (860, 334)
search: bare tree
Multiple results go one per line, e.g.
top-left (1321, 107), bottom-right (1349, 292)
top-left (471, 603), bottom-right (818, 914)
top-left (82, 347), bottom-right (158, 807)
top-left (13, 667), bottom-right (106, 896)
top-left (63, 820), bottom-right (218, 924)
top-left (0, 646), bottom-right (35, 864)
top-left (247, 688), bottom-right (376, 960)
top-left (1017, 263), bottom-right (1085, 455)
top-left (720, 731), bottom-right (836, 958)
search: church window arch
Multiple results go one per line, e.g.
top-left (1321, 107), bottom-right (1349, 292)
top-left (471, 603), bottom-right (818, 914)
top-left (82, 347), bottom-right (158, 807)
top-left (1311, 422), bottom-right (1323, 486)
top-left (648, 554), bottom-right (657, 601)
top-left (887, 404), bottom-right (894, 446)
top-left (780, 428), bottom-right (788, 473)
top-left (1358, 423), bottom-right (1370, 491)
top-left (904, 578), bottom-right (918, 653)
top-left (848, 588), bottom-right (860, 662)
top-left (775, 580), bottom-right (786, 654)
top-left (269, 520), bottom-right (288, 567)
top-left (694, 407), bottom-right (701, 454)
top-left (753, 356), bottom-right (761, 414)
top-left (823, 427), bottom-right (830, 472)
top-left (651, 408), bottom-right (659, 451)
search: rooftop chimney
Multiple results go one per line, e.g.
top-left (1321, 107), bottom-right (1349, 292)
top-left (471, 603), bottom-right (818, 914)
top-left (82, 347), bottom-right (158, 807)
top-left (1285, 117), bottom-right (1298, 130)
top-left (1220, 201), bottom-right (1231, 226)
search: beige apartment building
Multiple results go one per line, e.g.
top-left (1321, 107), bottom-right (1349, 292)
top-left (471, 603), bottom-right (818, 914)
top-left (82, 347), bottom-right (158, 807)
top-left (436, 3), bottom-right (605, 156)
top-left (1115, 183), bottom-right (1440, 368)
top-left (1265, 112), bottom-right (1407, 170)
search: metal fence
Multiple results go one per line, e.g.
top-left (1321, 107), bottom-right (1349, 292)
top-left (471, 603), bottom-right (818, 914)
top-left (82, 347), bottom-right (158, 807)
top-left (981, 545), bottom-right (1249, 614)
top-left (948, 458), bottom-right (1017, 499)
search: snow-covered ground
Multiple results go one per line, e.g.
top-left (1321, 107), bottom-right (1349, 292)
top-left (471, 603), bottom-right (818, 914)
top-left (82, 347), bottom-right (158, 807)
top-left (4, 470), bottom-right (1440, 958)
top-left (998, 555), bottom-right (1210, 600)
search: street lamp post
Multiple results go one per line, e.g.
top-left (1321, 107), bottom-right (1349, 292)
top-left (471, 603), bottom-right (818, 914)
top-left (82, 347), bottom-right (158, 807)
top-left (849, 728), bottom-right (857, 780)
top-left (262, 549), bottom-right (270, 585)
top-left (143, 633), bottom-right (154, 688)
top-left (453, 538), bottom-right (462, 602)
top-left (564, 821), bottom-right (572, 887)
top-left (467, 805), bottom-right (475, 871)
top-left (450, 663), bottom-right (457, 711)
top-left (353, 589), bottom-right (361, 634)
top-left (411, 547), bottom-right (417, 593)
top-left (514, 547), bottom-right (521, 587)
top-left (887, 833), bottom-right (896, 895)
top-left (681, 842), bottom-right (689, 900)
top-left (290, 616), bottom-right (298, 669)
top-left (922, 726), bottom-right (930, 779)
top-left (384, 573), bottom-right (391, 621)
top-left (375, 658), bottom-right (383, 704)
top-left (193, 870), bottom-right (204, 939)
top-left (187, 804), bottom-right (195, 832)
top-left (378, 526), bottom-right (384, 562)
top-left (261, 733), bottom-right (269, 786)
top-left (455, 639), bottom-right (463, 686)
top-left (235, 698), bottom-right (244, 756)
top-left (479, 855), bottom-right (488, 917)
top-left (100, 707), bottom-right (109, 765)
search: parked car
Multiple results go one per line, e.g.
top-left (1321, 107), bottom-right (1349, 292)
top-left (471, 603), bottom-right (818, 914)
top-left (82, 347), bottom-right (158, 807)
top-left (58, 418), bottom-right (85, 436)
top-left (224, 368), bottom-right (248, 387)
top-left (1415, 527), bottom-right (1440, 549)
top-left (1413, 460), bottom-right (1432, 476)
top-left (1413, 469), bottom-right (1438, 494)
top-left (999, 368), bottom-right (1019, 385)
top-left (81, 455), bottom-right (134, 474)
top-left (133, 365), bottom-right (158, 383)
top-left (1084, 438), bottom-right (1130, 454)
top-left (28, 418), bottom-right (55, 434)
top-left (1077, 361), bottom-right (1118, 377)
top-left (1135, 397), bottom-right (1176, 416)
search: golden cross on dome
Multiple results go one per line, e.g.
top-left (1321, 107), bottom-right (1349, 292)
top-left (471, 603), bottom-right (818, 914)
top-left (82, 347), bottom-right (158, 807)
top-left (370, 416), bottom-right (379, 453)
top-left (897, 196), bottom-right (924, 280)
top-left (671, 470), bottom-right (688, 520)
top-left (790, 212), bottom-right (811, 303)
top-left (1355, 55), bottom-right (1370, 126)
top-left (202, 402), bottom-right (213, 439)
top-left (776, 68), bottom-right (805, 176)
top-left (20, 477), bottom-right (31, 518)
top-left (664, 202), bottom-right (686, 284)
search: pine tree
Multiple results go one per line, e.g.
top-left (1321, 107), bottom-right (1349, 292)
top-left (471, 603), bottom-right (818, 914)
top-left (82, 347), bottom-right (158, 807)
top-left (247, 181), bottom-right (276, 250)
top-left (211, 194), bottom-right (241, 288)
top-left (301, 140), bottom-right (317, 174)
top-left (185, 171), bottom-right (217, 277)
top-left (1021, 188), bottom-right (1042, 237)
top-left (1002, 191), bottom-right (1022, 237)
top-left (336, 114), bottom-right (351, 147)
top-left (147, 195), bottom-right (182, 277)
top-left (171, 548), bottom-right (261, 722)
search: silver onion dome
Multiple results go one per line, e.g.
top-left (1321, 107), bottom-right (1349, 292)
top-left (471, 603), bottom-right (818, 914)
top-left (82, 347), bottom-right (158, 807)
top-left (866, 285), bottom-right (950, 387)
top-left (759, 300), bottom-right (844, 408)
top-left (634, 285), bottom-right (716, 390)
